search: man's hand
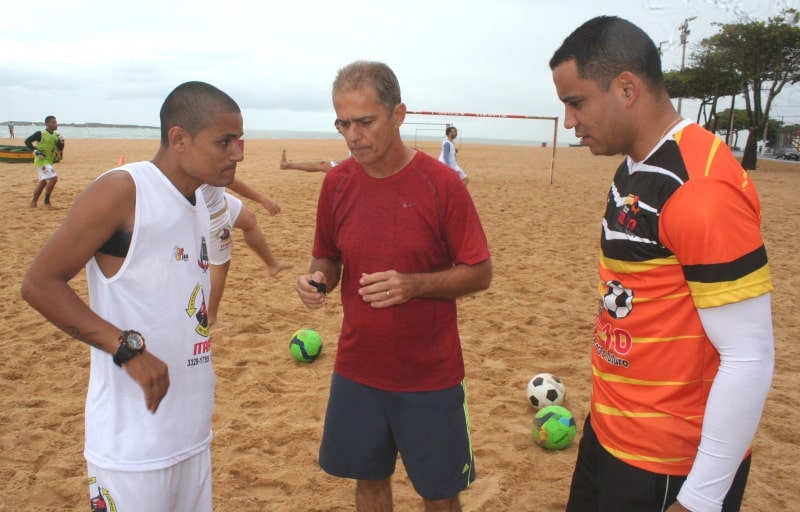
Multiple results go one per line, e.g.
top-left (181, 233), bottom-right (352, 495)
top-left (297, 273), bottom-right (327, 309)
top-left (121, 351), bottom-right (170, 413)
top-left (261, 196), bottom-right (281, 215)
top-left (358, 270), bottom-right (410, 308)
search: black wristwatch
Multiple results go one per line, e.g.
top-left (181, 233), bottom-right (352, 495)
top-left (113, 330), bottom-right (146, 367)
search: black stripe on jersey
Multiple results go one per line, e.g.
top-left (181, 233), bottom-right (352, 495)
top-left (646, 141), bottom-right (690, 183)
top-left (600, 143), bottom-right (686, 263)
top-left (682, 244), bottom-right (769, 283)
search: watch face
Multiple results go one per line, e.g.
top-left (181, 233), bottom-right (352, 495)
top-left (123, 331), bottom-right (145, 351)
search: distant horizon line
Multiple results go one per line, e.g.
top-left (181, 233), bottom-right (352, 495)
top-left (4, 121), bottom-right (160, 129)
top-left (3, 121), bottom-right (579, 146)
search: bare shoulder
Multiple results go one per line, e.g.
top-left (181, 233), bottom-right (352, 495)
top-left (27, 170), bottom-right (137, 280)
top-left (80, 169), bottom-right (135, 203)
top-left (68, 169), bottom-right (136, 233)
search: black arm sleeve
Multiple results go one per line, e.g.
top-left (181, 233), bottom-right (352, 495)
top-left (24, 131), bottom-right (42, 151)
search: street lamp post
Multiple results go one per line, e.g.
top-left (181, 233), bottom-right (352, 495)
top-left (677, 16), bottom-right (697, 115)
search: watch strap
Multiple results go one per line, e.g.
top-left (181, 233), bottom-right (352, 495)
top-left (112, 330), bottom-right (145, 367)
top-left (113, 343), bottom-right (139, 367)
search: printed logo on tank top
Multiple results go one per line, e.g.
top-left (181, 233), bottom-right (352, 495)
top-left (173, 246), bottom-right (190, 261)
top-left (185, 281), bottom-right (212, 367)
top-left (197, 236), bottom-right (209, 272)
top-left (217, 227), bottom-right (233, 252)
top-left (184, 235), bottom-right (212, 366)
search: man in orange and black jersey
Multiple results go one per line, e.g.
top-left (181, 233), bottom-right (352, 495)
top-left (550, 16), bottom-right (774, 512)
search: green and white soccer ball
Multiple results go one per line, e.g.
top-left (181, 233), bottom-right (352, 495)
top-left (532, 405), bottom-right (577, 450)
top-left (289, 329), bottom-right (323, 362)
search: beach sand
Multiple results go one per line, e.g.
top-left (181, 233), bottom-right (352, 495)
top-left (1, 138), bottom-right (797, 511)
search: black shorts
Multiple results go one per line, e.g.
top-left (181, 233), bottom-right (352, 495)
top-left (567, 415), bottom-right (751, 512)
top-left (318, 372), bottom-right (475, 500)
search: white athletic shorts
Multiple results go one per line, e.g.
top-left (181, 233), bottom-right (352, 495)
top-left (36, 165), bottom-right (57, 182)
top-left (208, 193), bottom-right (243, 265)
top-left (87, 447), bottom-right (212, 512)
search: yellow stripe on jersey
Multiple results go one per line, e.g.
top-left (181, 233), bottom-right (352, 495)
top-left (704, 136), bottom-right (722, 176)
top-left (600, 441), bottom-right (695, 464)
top-left (688, 265), bottom-right (774, 308)
top-left (599, 252), bottom-right (680, 274)
top-left (592, 365), bottom-right (707, 387)
top-left (595, 279), bottom-right (691, 309)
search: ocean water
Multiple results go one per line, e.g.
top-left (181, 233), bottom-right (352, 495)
top-left (13, 124), bottom-right (344, 141)
top-left (11, 124), bottom-right (557, 147)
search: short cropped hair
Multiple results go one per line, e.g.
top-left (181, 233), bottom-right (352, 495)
top-left (332, 61), bottom-right (402, 114)
top-left (45, 116), bottom-right (56, 123)
top-left (159, 81), bottom-right (240, 145)
top-left (446, 126), bottom-right (457, 136)
top-left (549, 16), bottom-right (666, 96)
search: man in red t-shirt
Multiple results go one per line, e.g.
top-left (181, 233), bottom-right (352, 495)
top-left (296, 60), bottom-right (492, 511)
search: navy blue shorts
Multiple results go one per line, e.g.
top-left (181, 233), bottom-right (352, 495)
top-left (567, 415), bottom-right (751, 511)
top-left (318, 372), bottom-right (476, 500)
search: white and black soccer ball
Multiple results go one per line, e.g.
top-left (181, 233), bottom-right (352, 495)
top-left (526, 373), bottom-right (566, 409)
top-left (603, 280), bottom-right (633, 319)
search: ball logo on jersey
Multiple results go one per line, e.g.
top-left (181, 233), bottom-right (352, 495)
top-left (603, 280), bottom-right (634, 319)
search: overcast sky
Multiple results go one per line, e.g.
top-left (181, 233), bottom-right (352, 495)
top-left (2, 0), bottom-right (798, 143)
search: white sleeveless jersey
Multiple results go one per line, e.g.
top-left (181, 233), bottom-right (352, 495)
top-left (85, 161), bottom-right (215, 471)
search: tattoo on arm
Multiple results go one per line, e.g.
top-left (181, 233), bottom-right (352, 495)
top-left (61, 326), bottom-right (103, 349)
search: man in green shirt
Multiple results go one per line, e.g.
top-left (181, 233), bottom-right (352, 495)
top-left (24, 115), bottom-right (65, 207)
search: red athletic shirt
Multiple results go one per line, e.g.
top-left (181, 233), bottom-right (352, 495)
top-left (313, 151), bottom-right (490, 391)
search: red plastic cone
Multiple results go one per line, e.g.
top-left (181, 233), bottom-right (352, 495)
top-left (117, 155), bottom-right (126, 166)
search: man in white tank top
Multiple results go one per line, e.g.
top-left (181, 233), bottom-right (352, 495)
top-left (21, 81), bottom-right (245, 512)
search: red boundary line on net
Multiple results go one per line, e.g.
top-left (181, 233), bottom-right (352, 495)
top-left (407, 111), bottom-right (559, 183)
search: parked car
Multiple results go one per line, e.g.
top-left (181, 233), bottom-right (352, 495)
top-left (775, 147), bottom-right (799, 160)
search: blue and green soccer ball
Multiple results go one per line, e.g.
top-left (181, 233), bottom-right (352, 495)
top-left (289, 329), bottom-right (323, 362)
top-left (532, 405), bottom-right (577, 450)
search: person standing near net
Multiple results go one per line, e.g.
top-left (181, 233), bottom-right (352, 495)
top-left (438, 126), bottom-right (469, 185)
top-left (25, 115), bottom-right (65, 207)
top-left (550, 16), bottom-right (774, 512)
top-left (296, 60), bottom-right (492, 511)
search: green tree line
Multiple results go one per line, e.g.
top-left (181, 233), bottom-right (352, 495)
top-left (663, 9), bottom-right (800, 169)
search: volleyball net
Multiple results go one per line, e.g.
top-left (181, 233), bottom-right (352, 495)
top-left (407, 111), bottom-right (559, 183)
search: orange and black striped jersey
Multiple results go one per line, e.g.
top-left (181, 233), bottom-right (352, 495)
top-left (591, 122), bottom-right (773, 475)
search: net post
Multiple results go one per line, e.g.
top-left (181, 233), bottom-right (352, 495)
top-left (407, 111), bottom-right (559, 183)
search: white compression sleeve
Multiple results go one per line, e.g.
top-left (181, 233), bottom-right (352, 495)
top-left (677, 293), bottom-right (774, 512)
